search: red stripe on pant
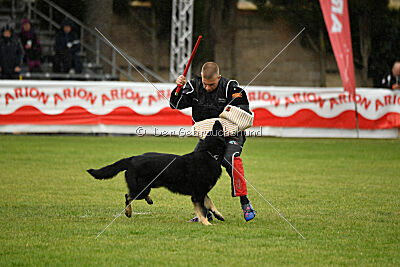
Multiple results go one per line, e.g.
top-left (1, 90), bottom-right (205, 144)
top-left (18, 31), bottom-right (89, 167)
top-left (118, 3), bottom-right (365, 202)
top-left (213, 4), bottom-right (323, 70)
top-left (232, 156), bottom-right (248, 197)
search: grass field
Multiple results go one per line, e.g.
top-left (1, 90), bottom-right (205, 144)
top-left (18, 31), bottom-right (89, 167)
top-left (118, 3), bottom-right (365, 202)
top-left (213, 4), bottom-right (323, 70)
top-left (0, 135), bottom-right (399, 266)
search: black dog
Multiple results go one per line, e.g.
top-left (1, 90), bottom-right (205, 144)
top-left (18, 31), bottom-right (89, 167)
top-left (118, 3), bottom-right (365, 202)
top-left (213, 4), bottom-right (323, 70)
top-left (87, 121), bottom-right (226, 225)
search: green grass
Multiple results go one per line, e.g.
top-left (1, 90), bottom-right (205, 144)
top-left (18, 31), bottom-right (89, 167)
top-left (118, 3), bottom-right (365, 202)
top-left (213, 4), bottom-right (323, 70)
top-left (0, 135), bottom-right (399, 266)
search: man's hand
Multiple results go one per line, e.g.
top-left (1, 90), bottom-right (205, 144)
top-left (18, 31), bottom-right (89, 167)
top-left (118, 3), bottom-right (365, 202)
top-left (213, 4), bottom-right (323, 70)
top-left (392, 84), bottom-right (400, 90)
top-left (14, 66), bottom-right (21, 73)
top-left (176, 75), bottom-right (186, 86)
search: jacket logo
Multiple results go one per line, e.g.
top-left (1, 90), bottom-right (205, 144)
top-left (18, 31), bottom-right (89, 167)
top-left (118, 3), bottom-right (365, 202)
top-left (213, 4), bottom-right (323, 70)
top-left (232, 93), bottom-right (242, 98)
top-left (226, 106), bottom-right (231, 112)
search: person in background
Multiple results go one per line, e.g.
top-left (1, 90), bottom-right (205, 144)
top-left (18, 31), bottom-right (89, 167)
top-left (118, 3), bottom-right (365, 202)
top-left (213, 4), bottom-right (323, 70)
top-left (53, 19), bottom-right (82, 74)
top-left (381, 61), bottom-right (400, 90)
top-left (0, 24), bottom-right (23, 79)
top-left (20, 18), bottom-right (42, 72)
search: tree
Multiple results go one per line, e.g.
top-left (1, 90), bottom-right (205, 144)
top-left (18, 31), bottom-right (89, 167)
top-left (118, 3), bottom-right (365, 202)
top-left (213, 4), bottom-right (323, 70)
top-left (371, 8), bottom-right (400, 86)
top-left (193, 0), bottom-right (239, 76)
top-left (349, 0), bottom-right (389, 87)
top-left (253, 0), bottom-right (400, 87)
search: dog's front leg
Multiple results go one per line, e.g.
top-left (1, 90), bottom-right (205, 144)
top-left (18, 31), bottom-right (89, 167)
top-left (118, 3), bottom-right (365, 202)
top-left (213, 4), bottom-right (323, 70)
top-left (204, 195), bottom-right (225, 221)
top-left (191, 196), bottom-right (212, 226)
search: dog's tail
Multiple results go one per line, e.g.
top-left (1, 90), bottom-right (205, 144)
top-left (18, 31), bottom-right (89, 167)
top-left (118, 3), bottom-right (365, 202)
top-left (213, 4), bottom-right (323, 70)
top-left (87, 158), bottom-right (130, 180)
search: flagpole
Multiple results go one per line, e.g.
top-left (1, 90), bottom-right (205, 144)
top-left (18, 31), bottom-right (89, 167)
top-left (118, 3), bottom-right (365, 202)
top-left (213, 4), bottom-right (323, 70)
top-left (354, 98), bottom-right (360, 138)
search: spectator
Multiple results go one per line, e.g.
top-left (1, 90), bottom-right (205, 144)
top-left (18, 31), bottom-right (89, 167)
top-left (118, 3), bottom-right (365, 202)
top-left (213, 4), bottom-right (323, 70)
top-left (20, 18), bottom-right (42, 72)
top-left (381, 61), bottom-right (400, 90)
top-left (0, 24), bottom-right (23, 79)
top-left (53, 19), bottom-right (82, 74)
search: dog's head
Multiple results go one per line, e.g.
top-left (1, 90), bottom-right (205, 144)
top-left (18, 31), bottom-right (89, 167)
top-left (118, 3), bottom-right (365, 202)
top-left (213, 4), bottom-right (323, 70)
top-left (202, 121), bottom-right (226, 161)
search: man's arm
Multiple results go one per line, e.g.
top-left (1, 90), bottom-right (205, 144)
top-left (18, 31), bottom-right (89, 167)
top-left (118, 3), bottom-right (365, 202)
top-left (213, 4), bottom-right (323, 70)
top-left (226, 82), bottom-right (251, 114)
top-left (170, 75), bottom-right (194, 110)
top-left (70, 33), bottom-right (80, 53)
top-left (14, 39), bottom-right (23, 72)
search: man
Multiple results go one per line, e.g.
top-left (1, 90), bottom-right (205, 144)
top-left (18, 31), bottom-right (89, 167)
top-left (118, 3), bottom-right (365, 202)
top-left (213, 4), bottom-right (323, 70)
top-left (170, 62), bottom-right (256, 222)
top-left (20, 18), bottom-right (42, 72)
top-left (0, 25), bottom-right (23, 79)
top-left (53, 19), bottom-right (82, 74)
top-left (381, 61), bottom-right (400, 90)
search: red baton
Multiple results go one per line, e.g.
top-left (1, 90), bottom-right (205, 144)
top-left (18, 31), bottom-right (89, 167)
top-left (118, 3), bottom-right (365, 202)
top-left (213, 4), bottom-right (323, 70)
top-left (175, 35), bottom-right (202, 95)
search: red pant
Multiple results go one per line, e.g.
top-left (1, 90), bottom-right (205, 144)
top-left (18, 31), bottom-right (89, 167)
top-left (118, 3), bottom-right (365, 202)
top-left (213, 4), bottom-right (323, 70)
top-left (195, 135), bottom-right (248, 197)
top-left (223, 140), bottom-right (248, 197)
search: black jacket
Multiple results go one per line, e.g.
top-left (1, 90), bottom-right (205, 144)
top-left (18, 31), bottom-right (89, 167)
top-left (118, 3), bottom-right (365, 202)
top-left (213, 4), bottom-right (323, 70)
top-left (381, 73), bottom-right (399, 89)
top-left (54, 31), bottom-right (80, 54)
top-left (170, 76), bottom-right (250, 122)
top-left (20, 29), bottom-right (41, 60)
top-left (0, 35), bottom-right (23, 74)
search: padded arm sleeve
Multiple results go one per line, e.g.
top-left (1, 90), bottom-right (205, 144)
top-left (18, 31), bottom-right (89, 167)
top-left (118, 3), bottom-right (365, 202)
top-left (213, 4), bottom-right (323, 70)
top-left (227, 83), bottom-right (251, 114)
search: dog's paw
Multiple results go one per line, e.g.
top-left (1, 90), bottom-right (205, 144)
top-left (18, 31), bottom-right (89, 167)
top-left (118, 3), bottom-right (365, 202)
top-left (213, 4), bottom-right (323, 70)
top-left (125, 194), bottom-right (132, 218)
top-left (211, 211), bottom-right (225, 221)
top-left (145, 195), bottom-right (153, 205)
top-left (214, 214), bottom-right (225, 221)
top-left (201, 221), bottom-right (213, 226)
top-left (125, 205), bottom-right (132, 218)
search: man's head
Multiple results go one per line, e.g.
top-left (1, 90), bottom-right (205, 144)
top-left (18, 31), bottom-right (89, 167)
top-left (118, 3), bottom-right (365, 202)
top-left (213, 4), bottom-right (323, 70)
top-left (2, 24), bottom-right (12, 38)
top-left (61, 19), bottom-right (73, 34)
top-left (63, 25), bottom-right (71, 33)
top-left (3, 29), bottom-right (11, 38)
top-left (392, 61), bottom-right (400, 77)
top-left (22, 21), bottom-right (31, 32)
top-left (201, 62), bottom-right (221, 92)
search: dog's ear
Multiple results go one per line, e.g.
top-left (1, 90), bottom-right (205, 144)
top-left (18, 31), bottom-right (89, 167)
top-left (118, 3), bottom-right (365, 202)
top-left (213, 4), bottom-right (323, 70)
top-left (212, 120), bottom-right (223, 131)
top-left (211, 120), bottom-right (224, 137)
top-left (204, 120), bottom-right (223, 139)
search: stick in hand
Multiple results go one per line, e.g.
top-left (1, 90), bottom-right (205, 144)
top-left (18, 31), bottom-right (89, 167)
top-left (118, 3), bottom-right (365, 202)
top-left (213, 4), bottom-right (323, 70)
top-left (175, 35), bottom-right (203, 95)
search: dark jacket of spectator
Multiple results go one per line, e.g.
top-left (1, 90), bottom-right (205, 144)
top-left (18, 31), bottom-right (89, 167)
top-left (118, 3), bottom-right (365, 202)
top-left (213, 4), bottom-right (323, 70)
top-left (0, 25), bottom-right (23, 79)
top-left (19, 18), bottom-right (41, 72)
top-left (54, 22), bottom-right (80, 54)
top-left (53, 19), bottom-right (82, 73)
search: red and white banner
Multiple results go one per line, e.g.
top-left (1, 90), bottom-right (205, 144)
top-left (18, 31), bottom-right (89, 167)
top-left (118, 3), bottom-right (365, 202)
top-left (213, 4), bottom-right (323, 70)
top-left (319, 0), bottom-right (356, 94)
top-left (0, 81), bottom-right (399, 136)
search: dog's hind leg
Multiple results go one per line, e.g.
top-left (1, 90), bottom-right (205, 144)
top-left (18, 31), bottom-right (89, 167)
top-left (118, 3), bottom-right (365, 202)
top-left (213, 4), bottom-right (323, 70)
top-left (192, 196), bottom-right (212, 226)
top-left (124, 170), bottom-right (137, 218)
top-left (125, 187), bottom-right (152, 218)
top-left (125, 193), bottom-right (133, 218)
top-left (204, 195), bottom-right (225, 221)
top-left (144, 195), bottom-right (153, 205)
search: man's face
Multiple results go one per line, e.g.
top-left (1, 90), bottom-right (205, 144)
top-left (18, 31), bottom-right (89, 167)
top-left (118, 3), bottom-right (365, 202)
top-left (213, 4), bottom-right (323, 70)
top-left (23, 22), bottom-right (31, 32)
top-left (3, 30), bottom-right (11, 38)
top-left (392, 63), bottom-right (400, 77)
top-left (202, 75), bottom-right (221, 92)
top-left (63, 25), bottom-right (71, 33)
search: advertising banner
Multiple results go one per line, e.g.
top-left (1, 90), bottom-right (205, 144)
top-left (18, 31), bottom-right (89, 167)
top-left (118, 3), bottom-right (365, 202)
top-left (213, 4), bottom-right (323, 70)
top-left (0, 81), bottom-right (399, 134)
top-left (319, 0), bottom-right (356, 95)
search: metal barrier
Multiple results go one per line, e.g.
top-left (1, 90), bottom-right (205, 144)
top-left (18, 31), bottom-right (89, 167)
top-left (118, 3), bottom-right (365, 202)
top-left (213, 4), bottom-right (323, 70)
top-left (26, 0), bottom-right (166, 82)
